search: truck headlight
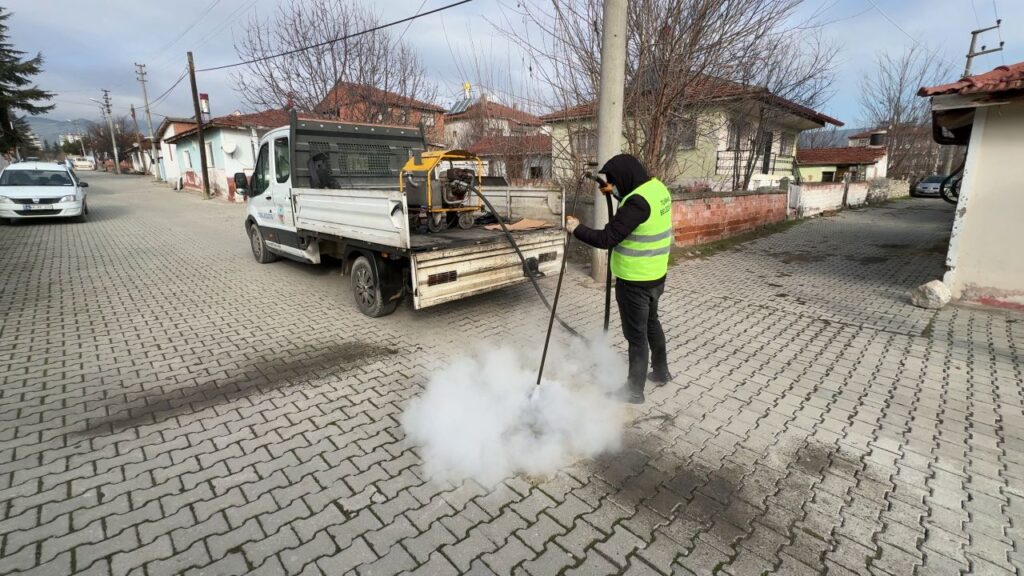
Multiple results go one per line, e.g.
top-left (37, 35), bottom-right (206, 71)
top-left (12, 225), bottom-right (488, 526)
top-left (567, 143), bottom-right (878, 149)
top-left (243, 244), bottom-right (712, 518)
top-left (60, 195), bottom-right (77, 203)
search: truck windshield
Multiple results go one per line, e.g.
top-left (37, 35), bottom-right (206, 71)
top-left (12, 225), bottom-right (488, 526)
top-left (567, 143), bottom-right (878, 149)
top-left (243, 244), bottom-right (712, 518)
top-left (0, 170), bottom-right (73, 186)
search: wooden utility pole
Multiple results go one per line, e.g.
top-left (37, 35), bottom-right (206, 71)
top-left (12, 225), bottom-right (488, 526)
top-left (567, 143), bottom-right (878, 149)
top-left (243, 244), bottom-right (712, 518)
top-left (101, 90), bottom-right (120, 174)
top-left (130, 105), bottom-right (145, 174)
top-left (187, 52), bottom-right (211, 200)
top-left (135, 63), bottom-right (160, 180)
top-left (592, 0), bottom-right (627, 282)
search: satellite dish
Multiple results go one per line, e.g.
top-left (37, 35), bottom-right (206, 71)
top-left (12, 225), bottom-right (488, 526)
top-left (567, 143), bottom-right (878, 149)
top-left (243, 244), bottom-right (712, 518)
top-left (222, 141), bottom-right (237, 155)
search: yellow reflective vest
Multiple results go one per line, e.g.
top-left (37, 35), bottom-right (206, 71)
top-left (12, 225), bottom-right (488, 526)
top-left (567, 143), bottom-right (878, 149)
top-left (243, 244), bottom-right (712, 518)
top-left (610, 178), bottom-right (672, 281)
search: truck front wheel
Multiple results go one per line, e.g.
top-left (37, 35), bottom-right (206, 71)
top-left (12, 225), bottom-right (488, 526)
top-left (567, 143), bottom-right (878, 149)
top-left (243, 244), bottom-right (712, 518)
top-left (352, 256), bottom-right (398, 317)
top-left (249, 224), bottom-right (279, 264)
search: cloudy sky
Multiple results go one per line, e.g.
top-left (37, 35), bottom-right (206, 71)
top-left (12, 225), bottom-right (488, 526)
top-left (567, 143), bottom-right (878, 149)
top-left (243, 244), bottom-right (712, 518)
top-left (8, 0), bottom-right (1022, 130)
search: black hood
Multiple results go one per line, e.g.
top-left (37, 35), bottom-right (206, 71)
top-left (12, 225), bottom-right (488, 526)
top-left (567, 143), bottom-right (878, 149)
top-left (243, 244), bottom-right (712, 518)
top-left (599, 154), bottom-right (650, 198)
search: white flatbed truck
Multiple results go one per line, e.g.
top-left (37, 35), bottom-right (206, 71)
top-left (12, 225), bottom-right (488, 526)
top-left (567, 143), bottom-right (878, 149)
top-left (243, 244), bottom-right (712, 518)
top-left (234, 113), bottom-right (565, 317)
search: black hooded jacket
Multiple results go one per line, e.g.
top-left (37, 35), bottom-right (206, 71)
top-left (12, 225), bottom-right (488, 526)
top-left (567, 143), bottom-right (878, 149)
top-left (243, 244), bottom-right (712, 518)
top-left (573, 154), bottom-right (665, 286)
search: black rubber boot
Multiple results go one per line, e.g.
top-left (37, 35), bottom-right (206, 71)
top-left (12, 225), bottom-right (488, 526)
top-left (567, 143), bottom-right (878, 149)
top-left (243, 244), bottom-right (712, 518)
top-left (648, 370), bottom-right (674, 386)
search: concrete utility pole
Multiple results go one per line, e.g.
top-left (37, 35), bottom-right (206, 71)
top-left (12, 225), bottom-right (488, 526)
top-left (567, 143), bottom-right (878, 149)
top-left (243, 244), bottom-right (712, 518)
top-left (187, 52), bottom-right (211, 200)
top-left (135, 63), bottom-right (160, 180)
top-left (963, 20), bottom-right (1004, 78)
top-left (99, 90), bottom-right (120, 174)
top-left (592, 0), bottom-right (627, 282)
top-left (130, 105), bottom-right (145, 174)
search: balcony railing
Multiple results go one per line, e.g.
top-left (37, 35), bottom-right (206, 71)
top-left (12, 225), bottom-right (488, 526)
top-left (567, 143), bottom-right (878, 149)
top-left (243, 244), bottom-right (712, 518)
top-left (716, 150), bottom-right (794, 176)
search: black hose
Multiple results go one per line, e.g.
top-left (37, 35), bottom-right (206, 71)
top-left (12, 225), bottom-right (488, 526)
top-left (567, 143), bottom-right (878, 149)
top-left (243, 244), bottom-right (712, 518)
top-left (469, 182), bottom-right (582, 339)
top-left (534, 176), bottom-right (588, 386)
top-left (603, 193), bottom-right (614, 333)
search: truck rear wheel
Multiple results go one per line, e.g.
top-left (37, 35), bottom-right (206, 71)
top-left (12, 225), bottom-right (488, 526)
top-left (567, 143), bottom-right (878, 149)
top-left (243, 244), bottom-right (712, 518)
top-left (352, 256), bottom-right (398, 317)
top-left (249, 224), bottom-right (279, 264)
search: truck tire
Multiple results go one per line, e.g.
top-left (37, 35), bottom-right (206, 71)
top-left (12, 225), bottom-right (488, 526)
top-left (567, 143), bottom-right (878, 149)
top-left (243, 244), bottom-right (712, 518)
top-left (352, 256), bottom-right (398, 317)
top-left (248, 224), bottom-right (279, 264)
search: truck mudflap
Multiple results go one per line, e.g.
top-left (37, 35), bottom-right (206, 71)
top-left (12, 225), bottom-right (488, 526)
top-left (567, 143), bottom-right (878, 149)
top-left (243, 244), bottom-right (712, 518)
top-left (411, 228), bottom-right (565, 309)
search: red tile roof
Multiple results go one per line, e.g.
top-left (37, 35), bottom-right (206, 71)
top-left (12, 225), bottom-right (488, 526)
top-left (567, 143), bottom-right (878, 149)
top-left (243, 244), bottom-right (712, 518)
top-left (796, 146), bottom-right (887, 166)
top-left (541, 76), bottom-right (842, 126)
top-left (165, 109), bottom-right (300, 142)
top-left (468, 134), bottom-right (552, 156)
top-left (318, 81), bottom-right (443, 112)
top-left (446, 100), bottom-right (543, 126)
top-left (919, 61), bottom-right (1024, 97)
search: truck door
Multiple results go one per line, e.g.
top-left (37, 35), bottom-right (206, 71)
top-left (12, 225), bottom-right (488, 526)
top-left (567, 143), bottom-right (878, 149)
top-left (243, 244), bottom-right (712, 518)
top-left (250, 142), bottom-right (277, 231)
top-left (270, 135), bottom-right (294, 230)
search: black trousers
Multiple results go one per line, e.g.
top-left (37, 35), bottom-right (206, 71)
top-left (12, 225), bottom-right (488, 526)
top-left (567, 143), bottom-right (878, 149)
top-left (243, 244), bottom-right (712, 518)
top-left (615, 281), bottom-right (668, 393)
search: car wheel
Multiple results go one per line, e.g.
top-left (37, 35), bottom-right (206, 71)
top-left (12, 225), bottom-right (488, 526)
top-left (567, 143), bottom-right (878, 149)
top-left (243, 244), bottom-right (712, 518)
top-left (248, 224), bottom-right (279, 264)
top-left (351, 256), bottom-right (398, 318)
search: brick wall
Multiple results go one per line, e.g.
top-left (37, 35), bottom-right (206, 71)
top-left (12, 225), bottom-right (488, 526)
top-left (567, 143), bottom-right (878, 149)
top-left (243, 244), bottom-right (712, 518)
top-left (672, 191), bottom-right (788, 247)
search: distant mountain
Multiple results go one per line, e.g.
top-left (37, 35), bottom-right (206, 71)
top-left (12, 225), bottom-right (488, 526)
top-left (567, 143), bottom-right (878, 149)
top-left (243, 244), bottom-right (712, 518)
top-left (799, 127), bottom-right (869, 149)
top-left (24, 116), bottom-right (95, 147)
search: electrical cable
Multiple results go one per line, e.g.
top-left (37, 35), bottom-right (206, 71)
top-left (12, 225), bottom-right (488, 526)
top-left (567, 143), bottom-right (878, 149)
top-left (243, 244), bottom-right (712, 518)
top-left (992, 0), bottom-right (1006, 65)
top-left (147, 69), bottom-right (190, 111)
top-left (865, 0), bottom-right (958, 70)
top-left (196, 0), bottom-right (473, 73)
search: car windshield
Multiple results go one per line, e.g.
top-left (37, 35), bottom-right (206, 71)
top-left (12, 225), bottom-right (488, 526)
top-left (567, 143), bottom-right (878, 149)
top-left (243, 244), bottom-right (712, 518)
top-left (923, 176), bottom-right (946, 183)
top-left (0, 170), bottom-right (74, 186)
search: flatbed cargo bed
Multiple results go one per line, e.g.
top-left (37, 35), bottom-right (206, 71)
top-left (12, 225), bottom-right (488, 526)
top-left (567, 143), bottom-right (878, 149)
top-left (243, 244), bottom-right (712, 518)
top-left (408, 224), bottom-right (557, 251)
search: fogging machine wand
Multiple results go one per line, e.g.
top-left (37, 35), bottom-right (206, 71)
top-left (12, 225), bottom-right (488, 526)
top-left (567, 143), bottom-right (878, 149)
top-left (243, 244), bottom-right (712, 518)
top-left (534, 170), bottom-right (615, 390)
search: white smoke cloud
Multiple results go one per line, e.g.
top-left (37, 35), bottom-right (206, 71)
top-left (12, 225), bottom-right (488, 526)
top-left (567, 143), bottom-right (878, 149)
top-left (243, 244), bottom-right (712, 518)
top-left (402, 337), bottom-right (628, 486)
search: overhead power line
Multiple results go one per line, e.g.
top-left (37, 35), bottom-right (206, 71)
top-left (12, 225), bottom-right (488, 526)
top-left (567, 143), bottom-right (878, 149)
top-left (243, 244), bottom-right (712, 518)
top-left (195, 0), bottom-right (473, 72)
top-left (865, 0), bottom-right (957, 70)
top-left (148, 69), bottom-right (190, 109)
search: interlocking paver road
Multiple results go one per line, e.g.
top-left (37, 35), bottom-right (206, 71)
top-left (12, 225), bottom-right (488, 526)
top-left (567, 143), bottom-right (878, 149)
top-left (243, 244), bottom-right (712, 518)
top-left (1, 172), bottom-right (1021, 575)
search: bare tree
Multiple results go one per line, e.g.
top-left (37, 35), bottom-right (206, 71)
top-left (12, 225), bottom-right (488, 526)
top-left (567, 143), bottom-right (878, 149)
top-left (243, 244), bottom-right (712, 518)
top-left (83, 116), bottom-right (139, 163)
top-left (495, 0), bottom-right (837, 188)
top-left (859, 45), bottom-right (952, 180)
top-left (232, 0), bottom-right (435, 115)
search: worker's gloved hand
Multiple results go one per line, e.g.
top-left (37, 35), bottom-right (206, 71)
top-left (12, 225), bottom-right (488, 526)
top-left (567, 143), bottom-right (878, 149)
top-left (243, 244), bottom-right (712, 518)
top-left (565, 216), bottom-right (580, 233)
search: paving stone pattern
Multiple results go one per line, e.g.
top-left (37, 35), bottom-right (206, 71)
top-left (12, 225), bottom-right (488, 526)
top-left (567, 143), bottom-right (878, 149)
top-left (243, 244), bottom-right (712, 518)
top-left (1, 173), bottom-right (1021, 575)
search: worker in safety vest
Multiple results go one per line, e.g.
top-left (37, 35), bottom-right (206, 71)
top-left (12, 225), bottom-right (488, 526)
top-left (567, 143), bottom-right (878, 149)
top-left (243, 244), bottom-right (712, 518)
top-left (566, 154), bottom-right (672, 404)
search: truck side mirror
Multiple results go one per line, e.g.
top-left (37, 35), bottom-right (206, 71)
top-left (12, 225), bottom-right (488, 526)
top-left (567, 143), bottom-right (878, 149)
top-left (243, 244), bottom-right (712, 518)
top-left (233, 172), bottom-right (249, 195)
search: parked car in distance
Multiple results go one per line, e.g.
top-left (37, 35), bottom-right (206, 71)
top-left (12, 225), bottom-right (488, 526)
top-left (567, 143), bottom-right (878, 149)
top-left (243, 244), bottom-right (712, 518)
top-left (912, 175), bottom-right (947, 197)
top-left (71, 156), bottom-right (96, 171)
top-left (0, 161), bottom-right (89, 223)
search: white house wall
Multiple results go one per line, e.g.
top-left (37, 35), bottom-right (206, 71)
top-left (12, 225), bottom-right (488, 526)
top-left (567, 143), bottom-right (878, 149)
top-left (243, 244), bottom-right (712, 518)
top-left (943, 101), bottom-right (1024, 307)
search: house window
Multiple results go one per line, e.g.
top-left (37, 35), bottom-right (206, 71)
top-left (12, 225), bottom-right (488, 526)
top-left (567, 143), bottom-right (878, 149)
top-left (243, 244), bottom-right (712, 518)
top-left (779, 133), bottom-right (793, 156)
top-left (168, 145), bottom-right (173, 162)
top-left (205, 142), bottom-right (215, 168)
top-left (727, 119), bottom-right (750, 150)
top-left (673, 118), bottom-right (697, 150)
top-left (822, 171), bottom-right (835, 182)
top-left (570, 129), bottom-right (597, 159)
top-left (422, 113), bottom-right (435, 127)
top-left (183, 150), bottom-right (192, 169)
top-left (528, 165), bottom-right (544, 179)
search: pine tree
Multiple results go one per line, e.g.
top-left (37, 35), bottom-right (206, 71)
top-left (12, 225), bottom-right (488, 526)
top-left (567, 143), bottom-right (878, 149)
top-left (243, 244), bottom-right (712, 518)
top-left (0, 7), bottom-right (53, 154)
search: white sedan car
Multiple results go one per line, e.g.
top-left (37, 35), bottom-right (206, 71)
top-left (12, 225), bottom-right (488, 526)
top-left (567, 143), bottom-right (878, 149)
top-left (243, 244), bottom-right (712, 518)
top-left (0, 161), bottom-right (89, 223)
